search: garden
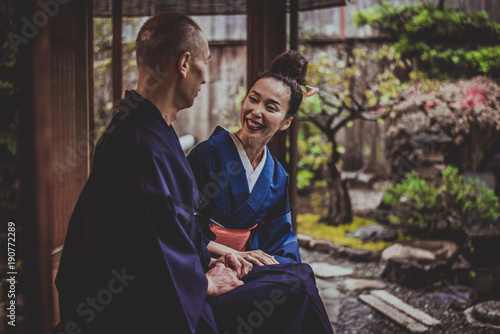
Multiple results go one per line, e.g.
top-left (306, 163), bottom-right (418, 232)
top-left (293, 2), bottom-right (500, 333)
top-left (1, 1), bottom-right (500, 333)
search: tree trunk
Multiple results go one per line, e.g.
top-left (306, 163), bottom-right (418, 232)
top-left (438, 0), bottom-right (445, 10)
top-left (319, 153), bottom-right (353, 225)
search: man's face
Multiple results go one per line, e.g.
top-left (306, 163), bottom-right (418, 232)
top-left (182, 35), bottom-right (210, 109)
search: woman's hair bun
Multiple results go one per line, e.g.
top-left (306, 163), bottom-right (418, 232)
top-left (270, 50), bottom-right (308, 86)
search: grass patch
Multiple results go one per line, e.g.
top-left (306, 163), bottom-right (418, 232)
top-left (297, 213), bottom-right (403, 252)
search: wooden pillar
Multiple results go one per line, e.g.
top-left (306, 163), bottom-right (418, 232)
top-left (112, 0), bottom-right (123, 105)
top-left (289, 0), bottom-right (299, 232)
top-left (19, 0), bottom-right (54, 331)
top-left (247, 0), bottom-right (287, 165)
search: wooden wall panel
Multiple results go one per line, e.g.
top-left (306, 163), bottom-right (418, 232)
top-left (49, 0), bottom-right (92, 249)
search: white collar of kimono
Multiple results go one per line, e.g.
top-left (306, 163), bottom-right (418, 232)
top-left (228, 131), bottom-right (267, 193)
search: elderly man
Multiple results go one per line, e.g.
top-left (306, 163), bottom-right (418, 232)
top-left (55, 12), bottom-right (333, 334)
top-left (55, 13), bottom-right (247, 333)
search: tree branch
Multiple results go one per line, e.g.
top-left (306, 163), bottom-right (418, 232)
top-left (299, 114), bottom-right (327, 134)
top-left (331, 113), bottom-right (356, 135)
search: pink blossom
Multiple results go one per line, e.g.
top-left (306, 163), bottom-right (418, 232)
top-left (462, 84), bottom-right (487, 109)
top-left (424, 100), bottom-right (436, 110)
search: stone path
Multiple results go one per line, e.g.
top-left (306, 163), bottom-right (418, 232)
top-left (310, 262), bottom-right (390, 333)
top-left (301, 244), bottom-right (500, 334)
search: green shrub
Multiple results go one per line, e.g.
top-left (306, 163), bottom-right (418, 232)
top-left (383, 166), bottom-right (499, 238)
top-left (353, 2), bottom-right (500, 78)
top-left (296, 121), bottom-right (331, 191)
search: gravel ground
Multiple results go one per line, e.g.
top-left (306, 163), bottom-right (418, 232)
top-left (300, 247), bottom-right (500, 334)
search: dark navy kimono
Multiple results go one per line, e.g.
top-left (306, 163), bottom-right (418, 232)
top-left (188, 126), bottom-right (301, 263)
top-left (55, 91), bottom-right (217, 333)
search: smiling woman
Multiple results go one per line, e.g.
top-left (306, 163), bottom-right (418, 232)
top-left (187, 50), bottom-right (309, 266)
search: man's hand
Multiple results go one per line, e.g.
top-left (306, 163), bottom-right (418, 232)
top-left (206, 263), bottom-right (243, 297)
top-left (210, 253), bottom-right (253, 279)
top-left (237, 250), bottom-right (279, 266)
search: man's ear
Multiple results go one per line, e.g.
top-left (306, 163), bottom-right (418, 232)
top-left (279, 116), bottom-right (293, 131)
top-left (178, 51), bottom-right (191, 78)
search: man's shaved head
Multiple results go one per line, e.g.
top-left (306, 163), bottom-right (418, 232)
top-left (135, 12), bottom-right (205, 71)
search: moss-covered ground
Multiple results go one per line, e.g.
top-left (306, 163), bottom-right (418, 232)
top-left (297, 213), bottom-right (405, 252)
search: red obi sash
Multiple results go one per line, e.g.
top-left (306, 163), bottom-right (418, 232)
top-left (210, 220), bottom-right (262, 252)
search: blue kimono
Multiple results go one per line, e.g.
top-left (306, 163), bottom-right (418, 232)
top-left (188, 126), bottom-right (301, 263)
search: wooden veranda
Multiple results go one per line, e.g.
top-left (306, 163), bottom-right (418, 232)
top-left (16, 0), bottom-right (345, 332)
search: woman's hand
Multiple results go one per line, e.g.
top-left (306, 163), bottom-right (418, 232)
top-left (237, 250), bottom-right (279, 266)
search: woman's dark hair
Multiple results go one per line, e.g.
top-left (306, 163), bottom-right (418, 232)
top-left (248, 50), bottom-right (308, 117)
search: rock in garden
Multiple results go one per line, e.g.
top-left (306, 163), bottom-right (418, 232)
top-left (473, 301), bottom-right (500, 325)
top-left (417, 292), bottom-right (471, 310)
top-left (406, 239), bottom-right (459, 260)
top-left (309, 239), bottom-right (338, 255)
top-left (342, 279), bottom-right (386, 292)
top-left (381, 240), bottom-right (459, 263)
top-left (450, 254), bottom-right (471, 271)
top-left (296, 233), bottom-right (313, 248)
top-left (310, 262), bottom-right (354, 278)
top-left (381, 244), bottom-right (436, 263)
top-left (382, 257), bottom-right (449, 289)
top-left (465, 300), bottom-right (500, 330)
top-left (346, 224), bottom-right (398, 242)
top-left (381, 240), bottom-right (459, 289)
top-left (340, 248), bottom-right (380, 262)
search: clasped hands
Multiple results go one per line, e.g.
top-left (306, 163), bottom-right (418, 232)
top-left (205, 250), bottom-right (279, 297)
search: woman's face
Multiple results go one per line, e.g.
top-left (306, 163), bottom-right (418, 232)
top-left (239, 77), bottom-right (293, 145)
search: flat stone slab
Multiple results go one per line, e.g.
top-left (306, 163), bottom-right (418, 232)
top-left (319, 286), bottom-right (342, 299)
top-left (322, 299), bottom-right (342, 324)
top-left (342, 279), bottom-right (386, 292)
top-left (465, 301), bottom-right (500, 330)
top-left (358, 294), bottom-right (428, 333)
top-left (315, 278), bottom-right (335, 289)
top-left (371, 290), bottom-right (441, 327)
top-left (310, 262), bottom-right (354, 278)
top-left (359, 290), bottom-right (441, 333)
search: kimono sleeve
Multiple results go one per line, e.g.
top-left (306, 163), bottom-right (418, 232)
top-left (251, 176), bottom-right (301, 263)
